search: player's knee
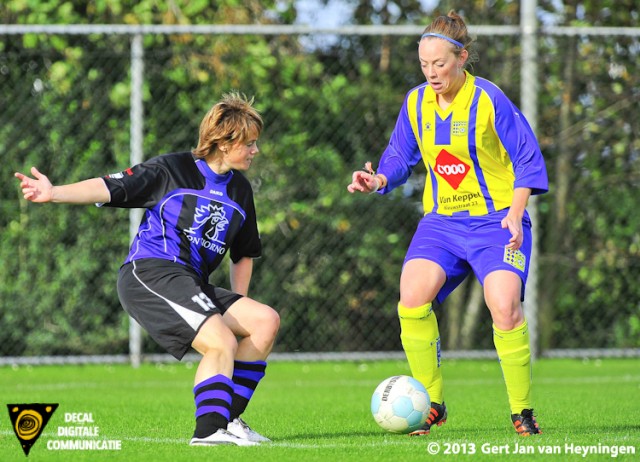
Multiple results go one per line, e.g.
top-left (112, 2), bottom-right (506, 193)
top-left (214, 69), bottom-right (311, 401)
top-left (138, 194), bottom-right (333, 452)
top-left (399, 290), bottom-right (433, 308)
top-left (239, 303), bottom-right (280, 349)
top-left (400, 279), bottom-right (439, 307)
top-left (221, 327), bottom-right (240, 352)
top-left (257, 304), bottom-right (280, 341)
top-left (490, 302), bottom-right (524, 331)
top-left (194, 321), bottom-right (238, 357)
top-left (205, 341), bottom-right (237, 359)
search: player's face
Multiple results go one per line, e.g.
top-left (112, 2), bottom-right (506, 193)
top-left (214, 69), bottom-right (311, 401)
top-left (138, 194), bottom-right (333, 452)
top-left (223, 130), bottom-right (260, 172)
top-left (418, 39), bottom-right (467, 99)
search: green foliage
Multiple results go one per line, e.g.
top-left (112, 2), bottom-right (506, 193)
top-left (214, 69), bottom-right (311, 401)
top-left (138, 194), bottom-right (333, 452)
top-left (1, 0), bottom-right (639, 356)
top-left (534, 1), bottom-right (640, 349)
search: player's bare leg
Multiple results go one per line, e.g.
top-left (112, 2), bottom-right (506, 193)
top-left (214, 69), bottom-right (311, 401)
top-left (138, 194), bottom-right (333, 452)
top-left (189, 316), bottom-right (257, 446)
top-left (223, 298), bottom-right (280, 362)
top-left (192, 314), bottom-right (237, 382)
top-left (223, 298), bottom-right (280, 442)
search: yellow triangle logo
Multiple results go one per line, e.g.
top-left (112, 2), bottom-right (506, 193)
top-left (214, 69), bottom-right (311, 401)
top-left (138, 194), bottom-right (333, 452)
top-left (7, 403), bottom-right (58, 456)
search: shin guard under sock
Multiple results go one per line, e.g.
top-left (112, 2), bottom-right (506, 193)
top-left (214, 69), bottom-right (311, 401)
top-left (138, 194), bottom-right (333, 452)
top-left (398, 302), bottom-right (443, 404)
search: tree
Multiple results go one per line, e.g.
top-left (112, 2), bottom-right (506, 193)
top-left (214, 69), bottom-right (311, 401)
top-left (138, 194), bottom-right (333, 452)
top-left (537, 0), bottom-right (640, 348)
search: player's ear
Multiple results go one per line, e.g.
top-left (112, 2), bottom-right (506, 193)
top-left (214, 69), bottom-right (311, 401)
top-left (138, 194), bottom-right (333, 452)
top-left (459, 49), bottom-right (469, 67)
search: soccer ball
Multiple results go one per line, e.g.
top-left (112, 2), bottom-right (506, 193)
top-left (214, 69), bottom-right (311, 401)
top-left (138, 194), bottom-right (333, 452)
top-left (370, 375), bottom-right (430, 434)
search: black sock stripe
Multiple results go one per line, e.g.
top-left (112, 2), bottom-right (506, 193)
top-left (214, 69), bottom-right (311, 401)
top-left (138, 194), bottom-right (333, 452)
top-left (194, 383), bottom-right (234, 397)
top-left (233, 361), bottom-right (267, 372)
top-left (198, 398), bottom-right (230, 409)
top-left (233, 377), bottom-right (259, 389)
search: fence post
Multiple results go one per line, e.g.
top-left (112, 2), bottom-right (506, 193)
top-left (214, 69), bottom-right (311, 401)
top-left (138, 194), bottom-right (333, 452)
top-left (129, 33), bottom-right (144, 368)
top-left (520, 0), bottom-right (540, 360)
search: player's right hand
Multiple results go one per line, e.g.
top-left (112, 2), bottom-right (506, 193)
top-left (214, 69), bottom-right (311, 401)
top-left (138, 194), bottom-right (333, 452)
top-left (347, 170), bottom-right (376, 193)
top-left (14, 167), bottom-right (54, 203)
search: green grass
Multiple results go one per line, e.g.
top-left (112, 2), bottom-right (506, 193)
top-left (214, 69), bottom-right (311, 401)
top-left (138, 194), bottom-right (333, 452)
top-left (1, 358), bottom-right (639, 461)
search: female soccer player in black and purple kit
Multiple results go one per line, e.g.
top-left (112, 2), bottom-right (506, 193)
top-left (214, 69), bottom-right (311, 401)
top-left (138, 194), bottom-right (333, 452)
top-left (15, 92), bottom-right (279, 446)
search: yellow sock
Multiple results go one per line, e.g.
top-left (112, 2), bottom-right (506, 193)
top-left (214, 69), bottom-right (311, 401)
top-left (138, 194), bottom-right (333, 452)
top-left (398, 302), bottom-right (443, 404)
top-left (493, 321), bottom-right (532, 414)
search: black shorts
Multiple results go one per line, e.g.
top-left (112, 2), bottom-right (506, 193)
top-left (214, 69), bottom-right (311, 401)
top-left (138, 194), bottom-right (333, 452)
top-left (117, 259), bottom-right (243, 360)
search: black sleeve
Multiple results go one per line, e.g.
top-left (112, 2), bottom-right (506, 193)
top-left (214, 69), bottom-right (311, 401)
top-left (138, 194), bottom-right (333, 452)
top-left (102, 153), bottom-right (201, 209)
top-left (229, 179), bottom-right (262, 263)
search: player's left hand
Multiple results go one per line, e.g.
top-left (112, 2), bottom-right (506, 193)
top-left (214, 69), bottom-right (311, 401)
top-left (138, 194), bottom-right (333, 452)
top-left (501, 213), bottom-right (523, 250)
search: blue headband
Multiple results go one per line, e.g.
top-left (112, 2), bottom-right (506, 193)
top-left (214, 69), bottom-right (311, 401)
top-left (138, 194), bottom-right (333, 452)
top-left (420, 33), bottom-right (464, 48)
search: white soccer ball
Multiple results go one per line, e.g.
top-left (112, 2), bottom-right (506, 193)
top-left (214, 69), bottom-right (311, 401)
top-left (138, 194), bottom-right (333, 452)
top-left (370, 375), bottom-right (430, 434)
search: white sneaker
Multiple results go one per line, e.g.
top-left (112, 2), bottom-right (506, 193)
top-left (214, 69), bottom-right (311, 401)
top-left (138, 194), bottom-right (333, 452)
top-left (189, 428), bottom-right (259, 446)
top-left (226, 417), bottom-right (271, 443)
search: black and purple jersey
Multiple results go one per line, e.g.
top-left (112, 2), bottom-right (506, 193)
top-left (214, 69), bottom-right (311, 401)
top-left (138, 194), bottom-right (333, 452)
top-left (101, 152), bottom-right (261, 279)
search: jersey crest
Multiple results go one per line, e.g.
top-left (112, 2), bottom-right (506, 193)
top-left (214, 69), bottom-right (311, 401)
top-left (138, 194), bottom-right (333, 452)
top-left (184, 203), bottom-right (229, 242)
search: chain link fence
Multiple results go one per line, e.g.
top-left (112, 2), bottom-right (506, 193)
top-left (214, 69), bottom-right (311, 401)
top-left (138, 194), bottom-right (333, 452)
top-left (1, 25), bottom-right (639, 363)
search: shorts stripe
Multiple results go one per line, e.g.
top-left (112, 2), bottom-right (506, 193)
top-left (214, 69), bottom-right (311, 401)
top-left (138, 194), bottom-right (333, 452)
top-left (132, 261), bottom-right (206, 332)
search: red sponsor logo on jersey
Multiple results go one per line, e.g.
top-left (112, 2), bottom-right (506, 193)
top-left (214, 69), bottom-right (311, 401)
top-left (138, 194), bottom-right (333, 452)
top-left (434, 150), bottom-right (470, 190)
top-left (105, 168), bottom-right (134, 180)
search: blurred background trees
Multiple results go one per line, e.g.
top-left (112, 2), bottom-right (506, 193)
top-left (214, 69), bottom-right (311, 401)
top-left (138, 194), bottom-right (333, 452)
top-left (1, 0), bottom-right (638, 356)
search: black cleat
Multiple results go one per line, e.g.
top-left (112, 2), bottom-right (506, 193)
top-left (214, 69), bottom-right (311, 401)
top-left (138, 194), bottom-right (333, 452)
top-left (409, 402), bottom-right (447, 436)
top-left (511, 409), bottom-right (542, 436)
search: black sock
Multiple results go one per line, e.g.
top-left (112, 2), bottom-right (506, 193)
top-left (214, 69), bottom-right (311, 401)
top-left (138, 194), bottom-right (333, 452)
top-left (229, 360), bottom-right (267, 420)
top-left (192, 374), bottom-right (233, 438)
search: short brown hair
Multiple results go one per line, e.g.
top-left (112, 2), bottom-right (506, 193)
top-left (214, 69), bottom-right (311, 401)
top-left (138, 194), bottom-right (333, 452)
top-left (193, 92), bottom-right (263, 159)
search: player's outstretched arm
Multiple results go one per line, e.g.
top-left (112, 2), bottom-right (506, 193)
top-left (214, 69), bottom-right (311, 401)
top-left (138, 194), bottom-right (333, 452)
top-left (14, 166), bottom-right (110, 204)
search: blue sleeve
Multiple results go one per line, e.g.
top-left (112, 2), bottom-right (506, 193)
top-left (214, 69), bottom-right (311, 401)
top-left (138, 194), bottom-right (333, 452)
top-left (491, 88), bottom-right (548, 196)
top-left (376, 94), bottom-right (423, 194)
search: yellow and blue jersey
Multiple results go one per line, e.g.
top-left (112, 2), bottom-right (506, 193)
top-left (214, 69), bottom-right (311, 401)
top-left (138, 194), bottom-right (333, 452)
top-left (377, 72), bottom-right (548, 215)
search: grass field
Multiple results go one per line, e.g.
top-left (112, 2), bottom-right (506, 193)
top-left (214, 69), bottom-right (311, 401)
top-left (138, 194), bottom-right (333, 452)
top-left (1, 358), bottom-right (638, 461)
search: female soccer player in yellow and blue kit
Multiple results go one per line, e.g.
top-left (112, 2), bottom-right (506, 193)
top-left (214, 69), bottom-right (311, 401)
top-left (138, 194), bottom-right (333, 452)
top-left (348, 11), bottom-right (548, 436)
